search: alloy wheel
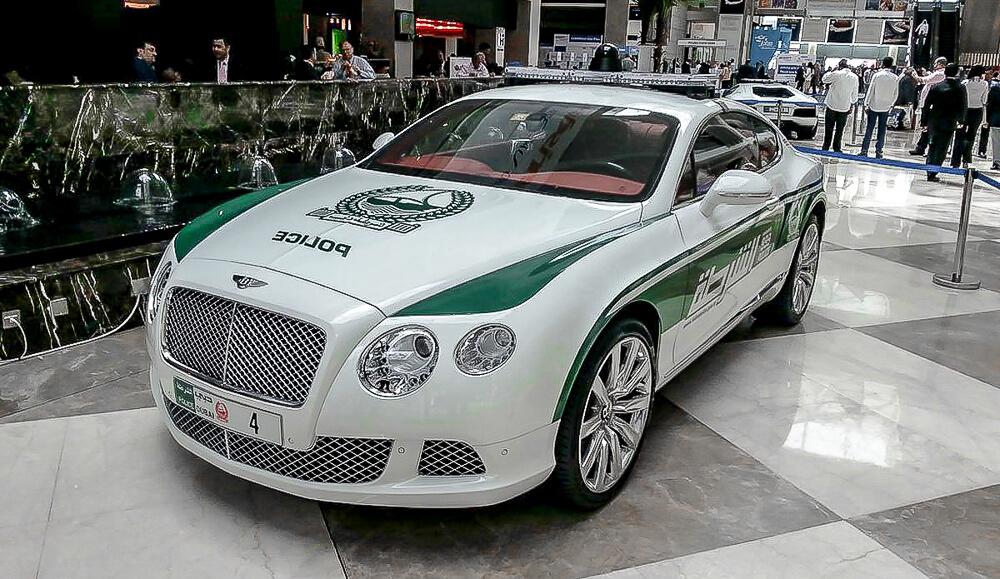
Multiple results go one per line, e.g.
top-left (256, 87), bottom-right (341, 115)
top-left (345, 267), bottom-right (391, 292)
top-left (792, 222), bottom-right (820, 315)
top-left (577, 336), bottom-right (653, 494)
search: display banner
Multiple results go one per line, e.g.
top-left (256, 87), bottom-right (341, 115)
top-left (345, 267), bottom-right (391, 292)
top-left (777, 18), bottom-right (803, 41)
top-left (827, 19), bottom-right (856, 43)
top-left (749, 28), bottom-right (782, 66)
top-left (757, 0), bottom-right (801, 8)
top-left (858, 0), bottom-right (906, 10)
top-left (778, 27), bottom-right (793, 51)
top-left (719, 0), bottom-right (746, 14)
top-left (882, 20), bottom-right (909, 45)
top-left (775, 53), bottom-right (809, 83)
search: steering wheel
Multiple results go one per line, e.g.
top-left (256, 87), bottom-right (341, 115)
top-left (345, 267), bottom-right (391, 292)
top-left (558, 160), bottom-right (635, 181)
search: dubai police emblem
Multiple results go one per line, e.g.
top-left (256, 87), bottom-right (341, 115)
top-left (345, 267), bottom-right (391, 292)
top-left (307, 185), bottom-right (474, 234)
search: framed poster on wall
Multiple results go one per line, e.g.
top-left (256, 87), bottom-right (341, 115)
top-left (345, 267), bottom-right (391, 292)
top-left (882, 20), bottom-right (910, 45)
top-left (827, 19), bottom-right (856, 43)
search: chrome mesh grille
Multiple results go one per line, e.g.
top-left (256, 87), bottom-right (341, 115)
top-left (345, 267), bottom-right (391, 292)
top-left (165, 398), bottom-right (392, 484)
top-left (163, 287), bottom-right (327, 407)
top-left (418, 440), bottom-right (487, 476)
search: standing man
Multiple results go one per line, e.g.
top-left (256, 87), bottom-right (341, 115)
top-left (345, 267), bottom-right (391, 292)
top-left (908, 57), bottom-right (948, 155)
top-left (924, 63), bottom-right (966, 182)
top-left (951, 65), bottom-right (988, 168)
top-left (821, 59), bottom-right (859, 153)
top-left (737, 60), bottom-right (755, 84)
top-left (212, 38), bottom-right (235, 83)
top-left (132, 41), bottom-right (157, 82)
top-left (860, 57), bottom-right (899, 158)
top-left (719, 61), bottom-right (732, 89)
top-left (331, 41), bottom-right (375, 80)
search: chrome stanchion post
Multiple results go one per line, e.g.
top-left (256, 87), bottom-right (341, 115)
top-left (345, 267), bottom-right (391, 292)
top-left (933, 167), bottom-right (982, 290)
top-left (777, 99), bottom-right (783, 134)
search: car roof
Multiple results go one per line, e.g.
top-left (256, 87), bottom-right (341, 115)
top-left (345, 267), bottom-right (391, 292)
top-left (457, 84), bottom-right (721, 125)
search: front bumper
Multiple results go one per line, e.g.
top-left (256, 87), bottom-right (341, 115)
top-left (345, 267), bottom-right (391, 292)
top-left (151, 365), bottom-right (558, 507)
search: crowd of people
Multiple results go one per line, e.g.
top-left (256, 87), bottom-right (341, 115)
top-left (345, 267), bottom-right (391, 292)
top-left (119, 36), bottom-right (505, 85)
top-left (129, 37), bottom-right (387, 84)
top-left (812, 55), bottom-right (1000, 180)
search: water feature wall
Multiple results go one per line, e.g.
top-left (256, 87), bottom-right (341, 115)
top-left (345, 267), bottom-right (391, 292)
top-left (0, 78), bottom-right (502, 260)
top-left (0, 78), bottom-right (502, 366)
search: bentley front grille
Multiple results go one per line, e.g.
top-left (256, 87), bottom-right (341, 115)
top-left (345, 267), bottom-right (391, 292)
top-left (163, 287), bottom-right (327, 407)
top-left (418, 440), bottom-right (487, 476)
top-left (165, 398), bottom-right (393, 484)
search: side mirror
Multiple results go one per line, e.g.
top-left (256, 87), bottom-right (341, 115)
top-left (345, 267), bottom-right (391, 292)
top-left (700, 170), bottom-right (773, 216)
top-left (372, 132), bottom-right (395, 152)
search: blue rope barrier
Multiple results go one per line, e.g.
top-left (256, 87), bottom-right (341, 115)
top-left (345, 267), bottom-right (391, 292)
top-left (793, 146), bottom-right (968, 176)
top-left (976, 172), bottom-right (1000, 191)
top-left (731, 99), bottom-right (824, 107)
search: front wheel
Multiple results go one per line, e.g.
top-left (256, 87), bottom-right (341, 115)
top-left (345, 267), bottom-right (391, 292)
top-left (552, 319), bottom-right (655, 510)
top-left (756, 214), bottom-right (821, 326)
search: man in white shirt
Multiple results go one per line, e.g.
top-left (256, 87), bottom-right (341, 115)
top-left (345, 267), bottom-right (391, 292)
top-left (821, 59), bottom-right (859, 153)
top-left (909, 56), bottom-right (947, 155)
top-left (329, 41), bottom-right (375, 81)
top-left (860, 57), bottom-right (900, 158)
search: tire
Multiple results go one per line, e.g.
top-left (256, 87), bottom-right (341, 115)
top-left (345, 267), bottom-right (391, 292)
top-left (797, 126), bottom-right (817, 140)
top-left (756, 214), bottom-right (821, 326)
top-left (552, 319), bottom-right (655, 510)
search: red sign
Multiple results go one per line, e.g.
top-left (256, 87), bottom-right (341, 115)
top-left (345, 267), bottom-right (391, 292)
top-left (215, 401), bottom-right (229, 423)
top-left (416, 18), bottom-right (464, 38)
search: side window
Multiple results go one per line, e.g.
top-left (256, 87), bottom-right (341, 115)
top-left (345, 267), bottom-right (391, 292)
top-left (751, 117), bottom-right (781, 169)
top-left (675, 115), bottom-right (759, 204)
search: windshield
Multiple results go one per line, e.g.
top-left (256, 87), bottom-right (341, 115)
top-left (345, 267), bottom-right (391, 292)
top-left (361, 99), bottom-right (680, 202)
top-left (751, 87), bottom-right (796, 99)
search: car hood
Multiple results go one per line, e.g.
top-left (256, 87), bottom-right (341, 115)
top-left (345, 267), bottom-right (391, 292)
top-left (183, 168), bottom-right (641, 314)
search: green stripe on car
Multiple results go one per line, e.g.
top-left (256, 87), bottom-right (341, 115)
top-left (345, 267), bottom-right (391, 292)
top-left (396, 224), bottom-right (640, 317)
top-left (174, 179), bottom-right (311, 261)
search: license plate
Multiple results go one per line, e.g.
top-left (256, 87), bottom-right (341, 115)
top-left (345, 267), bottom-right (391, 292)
top-left (172, 378), bottom-right (283, 445)
top-left (763, 106), bottom-right (777, 113)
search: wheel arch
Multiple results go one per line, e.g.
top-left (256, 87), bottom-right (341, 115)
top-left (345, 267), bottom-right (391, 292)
top-left (552, 298), bottom-right (661, 422)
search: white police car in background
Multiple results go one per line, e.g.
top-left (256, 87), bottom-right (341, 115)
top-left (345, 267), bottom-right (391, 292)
top-left (724, 83), bottom-right (820, 140)
top-left (145, 80), bottom-right (826, 510)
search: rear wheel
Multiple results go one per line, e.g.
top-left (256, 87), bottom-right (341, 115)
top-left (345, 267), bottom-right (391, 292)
top-left (552, 319), bottom-right (654, 510)
top-left (756, 214), bottom-right (821, 326)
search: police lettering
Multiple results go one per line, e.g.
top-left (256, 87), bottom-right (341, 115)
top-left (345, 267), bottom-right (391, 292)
top-left (271, 230), bottom-right (351, 258)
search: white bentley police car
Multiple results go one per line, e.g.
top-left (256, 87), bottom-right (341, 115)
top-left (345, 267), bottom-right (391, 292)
top-left (146, 83), bottom-right (825, 509)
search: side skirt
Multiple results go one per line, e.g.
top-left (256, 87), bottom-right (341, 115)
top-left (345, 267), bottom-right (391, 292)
top-left (654, 271), bottom-right (786, 392)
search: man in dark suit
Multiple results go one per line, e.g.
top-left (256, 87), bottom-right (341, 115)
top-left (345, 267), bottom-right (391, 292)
top-left (131, 41), bottom-right (157, 82)
top-left (211, 38), bottom-right (238, 83)
top-left (737, 60), bottom-right (755, 84)
top-left (924, 63), bottom-right (967, 181)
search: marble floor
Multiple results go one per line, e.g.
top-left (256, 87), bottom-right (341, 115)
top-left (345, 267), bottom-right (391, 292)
top-left (2, 126), bottom-right (1000, 578)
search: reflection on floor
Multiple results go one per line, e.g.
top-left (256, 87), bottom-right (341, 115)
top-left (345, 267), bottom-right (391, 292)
top-left (2, 126), bottom-right (1000, 578)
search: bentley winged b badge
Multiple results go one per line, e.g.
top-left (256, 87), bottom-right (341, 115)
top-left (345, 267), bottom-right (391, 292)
top-left (233, 275), bottom-right (268, 289)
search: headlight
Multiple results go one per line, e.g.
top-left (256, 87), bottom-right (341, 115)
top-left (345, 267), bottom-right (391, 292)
top-left (455, 324), bottom-right (516, 376)
top-left (145, 260), bottom-right (172, 324)
top-left (358, 326), bottom-right (439, 398)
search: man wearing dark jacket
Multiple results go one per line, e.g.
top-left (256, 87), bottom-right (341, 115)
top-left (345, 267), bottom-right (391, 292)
top-left (986, 75), bottom-right (1000, 170)
top-left (923, 63), bottom-right (967, 181)
top-left (131, 41), bottom-right (157, 82)
top-left (737, 60), bottom-right (755, 84)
